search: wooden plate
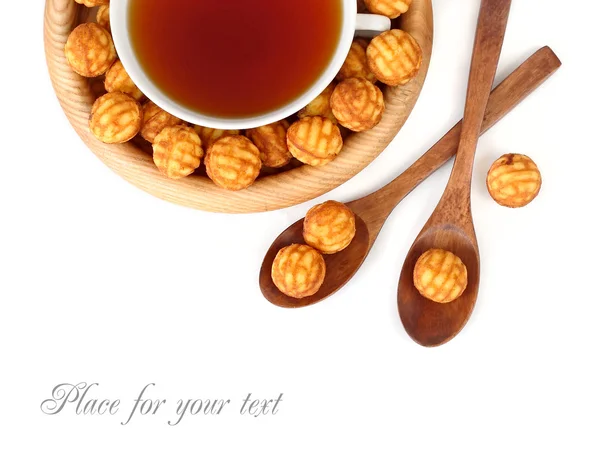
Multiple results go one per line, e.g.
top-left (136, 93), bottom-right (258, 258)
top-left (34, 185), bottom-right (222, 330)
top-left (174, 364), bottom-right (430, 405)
top-left (44, 0), bottom-right (433, 214)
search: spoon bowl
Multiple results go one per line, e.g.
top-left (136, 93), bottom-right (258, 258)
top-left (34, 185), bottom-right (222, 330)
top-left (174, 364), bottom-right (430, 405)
top-left (398, 224), bottom-right (480, 346)
top-left (395, 0), bottom-right (511, 346)
top-left (259, 215), bottom-right (371, 308)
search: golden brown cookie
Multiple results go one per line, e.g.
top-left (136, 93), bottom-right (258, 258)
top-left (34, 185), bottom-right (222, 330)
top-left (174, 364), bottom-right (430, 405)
top-left (331, 77), bottom-right (385, 132)
top-left (246, 121), bottom-right (292, 168)
top-left (140, 101), bottom-right (182, 143)
top-left (303, 201), bottom-right (356, 254)
top-left (487, 154), bottom-right (542, 208)
top-left (364, 0), bottom-right (412, 18)
top-left (193, 126), bottom-right (241, 149)
top-left (298, 83), bottom-right (338, 123)
top-left (105, 60), bottom-right (144, 101)
top-left (152, 125), bottom-right (203, 179)
top-left (75, 0), bottom-right (109, 6)
top-left (96, 5), bottom-right (110, 32)
top-left (205, 135), bottom-right (262, 191)
top-left (89, 92), bottom-right (142, 144)
top-left (337, 39), bottom-right (377, 83)
top-left (413, 249), bottom-right (468, 304)
top-left (367, 29), bottom-right (422, 86)
top-left (65, 23), bottom-right (116, 78)
top-left (271, 244), bottom-right (326, 299)
top-left (287, 116), bottom-right (343, 167)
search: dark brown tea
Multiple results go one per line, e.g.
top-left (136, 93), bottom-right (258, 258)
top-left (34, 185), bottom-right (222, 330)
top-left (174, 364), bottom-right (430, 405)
top-left (129, 0), bottom-right (343, 119)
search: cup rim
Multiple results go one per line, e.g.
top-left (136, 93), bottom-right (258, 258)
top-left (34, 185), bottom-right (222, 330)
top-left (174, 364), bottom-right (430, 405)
top-left (110, 0), bottom-right (357, 130)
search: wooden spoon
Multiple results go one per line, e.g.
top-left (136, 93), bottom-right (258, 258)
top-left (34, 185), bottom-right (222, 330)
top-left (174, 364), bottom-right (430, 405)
top-left (397, 0), bottom-right (512, 346)
top-left (260, 46), bottom-right (560, 309)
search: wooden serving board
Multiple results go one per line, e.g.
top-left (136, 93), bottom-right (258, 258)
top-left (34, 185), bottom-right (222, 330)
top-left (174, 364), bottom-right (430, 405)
top-left (44, 0), bottom-right (433, 214)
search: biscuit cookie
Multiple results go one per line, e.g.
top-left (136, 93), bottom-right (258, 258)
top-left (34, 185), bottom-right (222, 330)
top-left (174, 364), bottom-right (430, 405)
top-left (303, 201), bottom-right (356, 254)
top-left (75, 0), bottom-right (109, 7)
top-left (287, 116), bottom-right (343, 166)
top-left (246, 121), bottom-right (292, 168)
top-left (367, 29), bottom-right (422, 86)
top-left (193, 126), bottom-right (241, 149)
top-left (413, 249), bottom-right (468, 304)
top-left (152, 125), bottom-right (204, 179)
top-left (298, 83), bottom-right (338, 123)
top-left (364, 0), bottom-right (412, 19)
top-left (140, 101), bottom-right (182, 143)
top-left (337, 39), bottom-right (377, 83)
top-left (65, 23), bottom-right (116, 77)
top-left (487, 154), bottom-right (542, 208)
top-left (271, 244), bottom-right (326, 299)
top-left (205, 135), bottom-right (262, 191)
top-left (96, 5), bottom-right (110, 32)
top-left (331, 77), bottom-right (385, 132)
top-left (105, 60), bottom-right (144, 101)
top-left (89, 92), bottom-right (142, 144)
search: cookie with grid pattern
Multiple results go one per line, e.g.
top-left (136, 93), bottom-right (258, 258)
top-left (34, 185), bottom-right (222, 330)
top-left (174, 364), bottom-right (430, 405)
top-left (89, 92), bottom-right (142, 144)
top-left (65, 23), bottom-right (116, 78)
top-left (75, 0), bottom-right (109, 7)
top-left (140, 101), bottom-right (182, 143)
top-left (364, 0), bottom-right (412, 19)
top-left (367, 29), bottom-right (422, 86)
top-left (286, 116), bottom-right (343, 167)
top-left (96, 5), bottom-right (110, 32)
top-left (298, 83), bottom-right (338, 123)
top-left (246, 121), bottom-right (292, 168)
top-left (105, 60), bottom-right (144, 101)
top-left (152, 125), bottom-right (203, 179)
top-left (331, 77), bottom-right (385, 132)
top-left (271, 244), bottom-right (326, 299)
top-left (413, 249), bottom-right (468, 304)
top-left (205, 135), bottom-right (262, 191)
top-left (337, 39), bottom-right (377, 83)
top-left (303, 201), bottom-right (356, 254)
top-left (193, 126), bottom-right (241, 149)
top-left (487, 154), bottom-right (542, 208)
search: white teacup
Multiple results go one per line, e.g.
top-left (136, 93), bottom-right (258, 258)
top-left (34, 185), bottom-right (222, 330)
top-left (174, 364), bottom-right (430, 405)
top-left (111, 0), bottom-right (391, 130)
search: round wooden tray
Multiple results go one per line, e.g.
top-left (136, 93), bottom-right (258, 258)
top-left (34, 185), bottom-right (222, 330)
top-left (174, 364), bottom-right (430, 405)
top-left (44, 0), bottom-right (433, 214)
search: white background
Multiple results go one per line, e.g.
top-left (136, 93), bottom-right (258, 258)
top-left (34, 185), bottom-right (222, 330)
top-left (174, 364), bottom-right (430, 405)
top-left (1, 0), bottom-right (599, 459)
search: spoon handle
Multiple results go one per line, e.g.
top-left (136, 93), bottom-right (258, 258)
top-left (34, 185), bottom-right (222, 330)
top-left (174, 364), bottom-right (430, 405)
top-left (349, 47), bottom-right (561, 233)
top-left (448, 0), bottom-right (512, 201)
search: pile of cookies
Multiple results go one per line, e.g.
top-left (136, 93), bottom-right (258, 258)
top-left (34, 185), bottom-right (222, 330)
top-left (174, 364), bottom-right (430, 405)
top-left (64, 0), bottom-right (422, 190)
top-left (413, 153), bottom-right (542, 304)
top-left (272, 201), bottom-right (357, 299)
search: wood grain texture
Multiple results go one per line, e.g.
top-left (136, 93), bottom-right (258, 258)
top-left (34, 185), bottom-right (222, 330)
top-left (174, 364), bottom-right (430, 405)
top-left (397, 0), bottom-right (512, 347)
top-left (44, 0), bottom-right (433, 214)
top-left (260, 47), bottom-right (561, 309)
